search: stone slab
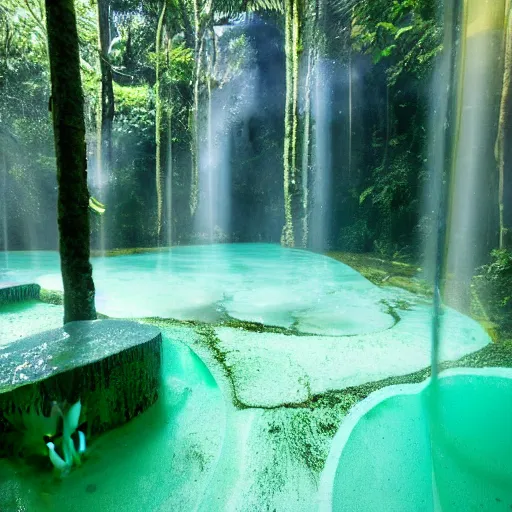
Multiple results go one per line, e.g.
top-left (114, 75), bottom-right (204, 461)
top-left (215, 304), bottom-right (491, 407)
top-left (0, 319), bottom-right (162, 457)
top-left (0, 283), bottom-right (40, 305)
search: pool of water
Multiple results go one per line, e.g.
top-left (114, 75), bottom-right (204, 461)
top-left (0, 244), bottom-right (491, 407)
top-left (0, 327), bottom-right (225, 512)
top-left (0, 301), bottom-right (63, 346)
top-left (318, 368), bottom-right (512, 512)
top-left (0, 244), bottom-right (496, 511)
top-left (0, 244), bottom-right (399, 335)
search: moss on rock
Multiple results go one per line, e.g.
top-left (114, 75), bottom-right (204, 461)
top-left (326, 251), bottom-right (431, 296)
top-left (40, 288), bottom-right (63, 306)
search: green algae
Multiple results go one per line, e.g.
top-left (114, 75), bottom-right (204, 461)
top-left (39, 290), bottom-right (108, 319)
top-left (40, 288), bottom-right (63, 306)
top-left (278, 340), bottom-right (512, 476)
top-left (90, 247), bottom-right (167, 257)
top-left (326, 251), bottom-right (432, 296)
top-left (141, 313), bottom-right (321, 338)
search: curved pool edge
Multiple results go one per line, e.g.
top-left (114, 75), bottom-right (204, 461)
top-left (165, 327), bottom-right (245, 512)
top-left (317, 366), bottom-right (512, 512)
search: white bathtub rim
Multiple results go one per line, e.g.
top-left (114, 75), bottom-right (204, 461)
top-left (317, 366), bottom-right (512, 512)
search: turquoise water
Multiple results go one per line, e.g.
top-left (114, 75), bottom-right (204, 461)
top-left (0, 327), bottom-right (224, 511)
top-left (324, 370), bottom-right (512, 512)
top-left (0, 245), bottom-right (498, 511)
top-left (0, 301), bottom-right (62, 346)
top-left (1, 244), bottom-right (398, 334)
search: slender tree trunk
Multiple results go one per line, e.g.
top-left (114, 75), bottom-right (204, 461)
top-left (190, 0), bottom-right (202, 216)
top-left (382, 82), bottom-right (390, 171)
top-left (301, 47), bottom-right (313, 247)
top-left (497, 5), bottom-right (512, 249)
top-left (282, 0), bottom-right (305, 247)
top-left (207, 36), bottom-right (213, 241)
top-left (166, 35), bottom-right (173, 247)
top-left (282, 0), bottom-right (296, 247)
top-left (190, 40), bottom-right (205, 217)
top-left (1, 151), bottom-right (8, 255)
top-left (45, 0), bottom-right (97, 323)
top-left (155, 0), bottom-right (167, 244)
top-left (348, 43), bottom-right (352, 179)
top-left (291, 0), bottom-right (304, 246)
top-left (97, 0), bottom-right (114, 189)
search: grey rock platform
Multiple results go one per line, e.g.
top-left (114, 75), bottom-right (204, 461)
top-left (0, 319), bottom-right (162, 457)
top-left (0, 283), bottom-right (40, 305)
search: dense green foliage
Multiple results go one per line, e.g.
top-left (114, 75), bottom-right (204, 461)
top-left (474, 249), bottom-right (512, 336)
top-left (0, 0), bottom-right (445, 254)
top-left (335, 0), bottom-right (443, 258)
top-left (1, 0), bottom-right (510, 302)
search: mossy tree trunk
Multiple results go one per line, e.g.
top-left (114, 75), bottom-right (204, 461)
top-left (155, 0), bottom-right (167, 244)
top-left (189, 0), bottom-right (202, 216)
top-left (155, 0), bottom-right (175, 246)
top-left (497, 4), bottom-right (512, 249)
top-left (166, 34), bottom-right (174, 246)
top-left (282, 0), bottom-right (298, 247)
top-left (282, 0), bottom-right (308, 248)
top-left (45, 0), bottom-right (97, 323)
top-left (96, 0), bottom-right (114, 191)
top-left (300, 48), bottom-right (313, 247)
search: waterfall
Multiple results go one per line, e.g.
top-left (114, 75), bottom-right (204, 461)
top-left (310, 57), bottom-right (332, 251)
top-left (166, 109), bottom-right (173, 247)
top-left (1, 151), bottom-right (8, 268)
top-left (94, 151), bottom-right (107, 255)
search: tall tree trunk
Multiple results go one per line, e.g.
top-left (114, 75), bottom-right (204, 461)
top-left (166, 35), bottom-right (173, 247)
top-left (497, 4), bottom-right (512, 249)
top-left (382, 82), bottom-right (390, 171)
top-left (206, 35), bottom-right (213, 241)
top-left (281, 0), bottom-right (296, 247)
top-left (189, 0), bottom-right (202, 216)
top-left (190, 39), bottom-right (204, 217)
top-left (290, 0), bottom-right (304, 246)
top-left (1, 150), bottom-right (7, 255)
top-left (155, 0), bottom-right (167, 244)
top-left (96, 0), bottom-right (114, 192)
top-left (301, 47), bottom-right (313, 247)
top-left (45, 0), bottom-right (97, 323)
top-left (348, 41), bottom-right (352, 180)
top-left (282, 0), bottom-right (306, 247)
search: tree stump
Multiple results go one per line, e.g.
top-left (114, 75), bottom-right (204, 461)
top-left (0, 319), bottom-right (162, 457)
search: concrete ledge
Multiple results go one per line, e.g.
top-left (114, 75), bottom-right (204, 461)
top-left (0, 319), bottom-right (162, 457)
top-left (0, 283), bottom-right (41, 305)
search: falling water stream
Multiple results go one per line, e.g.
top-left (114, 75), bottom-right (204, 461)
top-left (166, 119), bottom-right (173, 247)
top-left (93, 151), bottom-right (107, 255)
top-left (311, 57), bottom-right (332, 251)
top-left (427, 0), bottom-right (508, 508)
top-left (1, 151), bottom-right (8, 268)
